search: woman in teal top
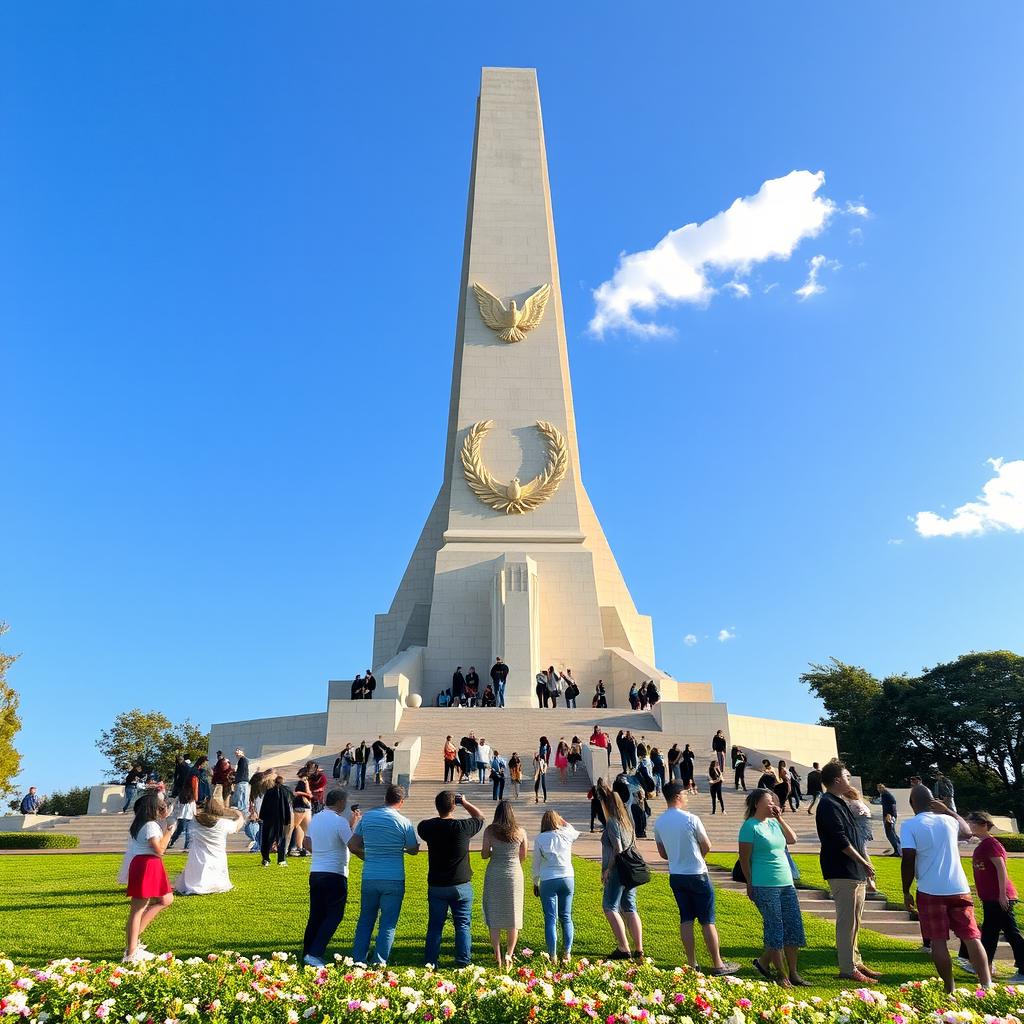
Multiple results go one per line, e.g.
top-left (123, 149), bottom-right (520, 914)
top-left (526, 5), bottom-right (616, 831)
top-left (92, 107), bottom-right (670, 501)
top-left (738, 789), bottom-right (807, 987)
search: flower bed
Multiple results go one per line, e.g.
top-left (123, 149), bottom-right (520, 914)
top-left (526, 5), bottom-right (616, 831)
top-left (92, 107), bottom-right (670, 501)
top-left (2, 952), bottom-right (1023, 1024)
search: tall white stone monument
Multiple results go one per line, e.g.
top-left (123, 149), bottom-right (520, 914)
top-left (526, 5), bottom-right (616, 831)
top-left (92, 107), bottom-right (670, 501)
top-left (371, 67), bottom-right (673, 709)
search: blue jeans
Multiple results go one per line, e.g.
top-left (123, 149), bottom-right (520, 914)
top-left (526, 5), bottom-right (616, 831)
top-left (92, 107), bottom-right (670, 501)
top-left (355, 763), bottom-right (367, 790)
top-left (232, 782), bottom-right (250, 810)
top-left (496, 680), bottom-right (506, 707)
top-left (565, 696), bottom-right (576, 708)
top-left (243, 820), bottom-right (260, 849)
top-left (168, 817), bottom-right (192, 849)
top-left (539, 876), bottom-right (575, 958)
top-left (352, 878), bottom-right (405, 965)
top-left (122, 785), bottom-right (138, 813)
top-left (477, 762), bottom-right (487, 784)
top-left (424, 882), bottom-right (473, 967)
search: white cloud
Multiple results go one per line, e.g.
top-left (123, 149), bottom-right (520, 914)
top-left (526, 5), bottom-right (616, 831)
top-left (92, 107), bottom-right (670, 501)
top-left (723, 280), bottom-right (750, 298)
top-left (887, 538), bottom-right (904, 546)
top-left (590, 170), bottom-right (846, 336)
top-left (763, 282), bottom-right (779, 294)
top-left (914, 458), bottom-right (1024, 537)
top-left (845, 201), bottom-right (871, 217)
top-left (849, 226), bottom-right (864, 244)
top-left (717, 628), bottom-right (736, 642)
top-left (794, 254), bottom-right (841, 300)
top-left (683, 633), bottom-right (698, 647)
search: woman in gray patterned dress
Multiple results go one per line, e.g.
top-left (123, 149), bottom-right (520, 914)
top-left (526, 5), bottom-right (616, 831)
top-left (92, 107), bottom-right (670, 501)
top-left (480, 800), bottom-right (528, 970)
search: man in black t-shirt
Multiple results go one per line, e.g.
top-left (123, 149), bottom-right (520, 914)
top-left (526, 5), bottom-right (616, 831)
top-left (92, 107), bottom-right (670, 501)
top-left (417, 790), bottom-right (484, 967)
top-left (877, 783), bottom-right (900, 855)
top-left (371, 737), bottom-right (389, 785)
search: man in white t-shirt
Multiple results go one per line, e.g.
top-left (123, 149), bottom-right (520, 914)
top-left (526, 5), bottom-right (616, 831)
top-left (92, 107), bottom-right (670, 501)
top-left (302, 789), bottom-right (362, 967)
top-left (654, 782), bottom-right (739, 976)
top-left (901, 783), bottom-right (990, 992)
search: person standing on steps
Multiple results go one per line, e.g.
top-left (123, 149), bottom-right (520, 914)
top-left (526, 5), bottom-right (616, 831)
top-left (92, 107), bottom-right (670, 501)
top-left (490, 657), bottom-right (509, 709)
top-left (622, 731), bottom-right (638, 774)
top-left (732, 747), bottom-right (747, 791)
top-left (490, 748), bottom-right (507, 801)
top-left (348, 784), bottom-right (420, 966)
top-left (877, 783), bottom-right (901, 856)
top-left (681, 743), bottom-right (696, 793)
top-left (123, 764), bottom-right (144, 813)
top-left (815, 760), bottom-right (880, 984)
top-left (451, 666), bottom-right (466, 708)
top-left (739, 788), bottom-right (808, 988)
top-left (476, 737), bottom-right (492, 786)
top-left (465, 666), bottom-right (480, 707)
top-left (667, 743), bottom-right (682, 783)
top-left (712, 730), bottom-right (727, 772)
top-left (547, 666), bottom-right (562, 708)
top-left (594, 679), bottom-right (608, 708)
top-left (655, 782), bottom-right (739, 976)
top-left (417, 789), bottom-right (484, 969)
top-left (561, 669), bottom-right (579, 708)
top-left (443, 736), bottom-right (459, 784)
top-left (354, 741), bottom-right (369, 791)
top-left (533, 750), bottom-right (548, 803)
top-left (459, 733), bottom-right (477, 784)
top-left (507, 752), bottom-right (522, 800)
top-left (708, 760), bottom-right (725, 814)
top-left (804, 763), bottom-right (822, 814)
top-left (535, 672), bottom-right (548, 709)
top-left (901, 784), bottom-right (991, 992)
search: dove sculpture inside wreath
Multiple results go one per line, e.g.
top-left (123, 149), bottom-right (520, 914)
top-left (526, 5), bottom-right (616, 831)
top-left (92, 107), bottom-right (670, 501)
top-left (472, 282), bottom-right (551, 343)
top-left (460, 419), bottom-right (569, 514)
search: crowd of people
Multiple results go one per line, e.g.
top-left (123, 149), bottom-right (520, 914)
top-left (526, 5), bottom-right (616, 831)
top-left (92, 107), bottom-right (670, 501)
top-left (110, 725), bottom-right (1024, 997)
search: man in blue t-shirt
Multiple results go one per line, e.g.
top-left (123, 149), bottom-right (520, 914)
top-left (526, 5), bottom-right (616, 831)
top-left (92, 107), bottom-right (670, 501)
top-left (348, 783), bottom-right (420, 965)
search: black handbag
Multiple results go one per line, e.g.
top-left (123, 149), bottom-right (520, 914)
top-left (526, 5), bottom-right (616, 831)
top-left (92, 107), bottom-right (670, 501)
top-left (615, 840), bottom-right (651, 889)
top-left (731, 858), bottom-right (746, 883)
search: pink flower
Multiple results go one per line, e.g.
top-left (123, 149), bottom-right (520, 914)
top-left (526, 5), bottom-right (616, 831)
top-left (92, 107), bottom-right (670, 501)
top-left (738, 1000), bottom-right (752, 1009)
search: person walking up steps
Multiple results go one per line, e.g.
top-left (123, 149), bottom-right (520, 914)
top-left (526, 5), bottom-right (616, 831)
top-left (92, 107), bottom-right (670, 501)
top-left (805, 763), bottom-right (822, 814)
top-left (417, 789), bottom-right (484, 969)
top-left (348, 784), bottom-right (420, 966)
top-left (901, 784), bottom-right (991, 992)
top-left (533, 751), bottom-right (548, 803)
top-left (878, 783), bottom-right (901, 856)
top-left (655, 782), bottom-right (739, 976)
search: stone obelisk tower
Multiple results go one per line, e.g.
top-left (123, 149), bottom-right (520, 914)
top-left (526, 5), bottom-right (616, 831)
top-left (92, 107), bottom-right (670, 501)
top-left (373, 67), bottom-right (669, 708)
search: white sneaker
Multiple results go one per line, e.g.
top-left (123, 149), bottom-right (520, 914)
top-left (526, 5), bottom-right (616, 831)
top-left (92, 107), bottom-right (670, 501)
top-left (955, 957), bottom-right (976, 975)
top-left (123, 948), bottom-right (155, 963)
top-left (303, 955), bottom-right (326, 968)
top-left (278, 860), bottom-right (289, 868)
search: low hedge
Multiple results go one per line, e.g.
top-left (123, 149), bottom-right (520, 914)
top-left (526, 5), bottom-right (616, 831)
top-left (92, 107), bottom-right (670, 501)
top-left (998, 832), bottom-right (1024, 852)
top-left (0, 832), bottom-right (79, 849)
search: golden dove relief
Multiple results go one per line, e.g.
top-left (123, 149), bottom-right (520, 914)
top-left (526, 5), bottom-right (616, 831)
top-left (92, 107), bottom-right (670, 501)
top-left (472, 282), bottom-right (551, 343)
top-left (460, 419), bottom-right (569, 514)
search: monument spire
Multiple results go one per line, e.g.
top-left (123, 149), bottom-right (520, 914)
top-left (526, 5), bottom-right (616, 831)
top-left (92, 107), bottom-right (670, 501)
top-left (373, 68), bottom-right (666, 706)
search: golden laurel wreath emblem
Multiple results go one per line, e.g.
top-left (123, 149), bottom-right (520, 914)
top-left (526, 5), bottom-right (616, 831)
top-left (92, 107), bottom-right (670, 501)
top-left (460, 420), bottom-right (569, 514)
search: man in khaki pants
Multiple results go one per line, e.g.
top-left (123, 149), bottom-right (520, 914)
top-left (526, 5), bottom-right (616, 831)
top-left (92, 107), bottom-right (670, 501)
top-left (815, 760), bottom-right (880, 982)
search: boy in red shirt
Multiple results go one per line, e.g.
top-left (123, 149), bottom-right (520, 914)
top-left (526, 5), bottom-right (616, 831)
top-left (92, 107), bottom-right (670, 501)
top-left (967, 811), bottom-right (1024, 982)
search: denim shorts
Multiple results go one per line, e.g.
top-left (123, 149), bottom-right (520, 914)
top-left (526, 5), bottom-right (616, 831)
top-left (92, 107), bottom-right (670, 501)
top-left (603, 871), bottom-right (638, 913)
top-left (749, 884), bottom-right (805, 950)
top-left (669, 872), bottom-right (716, 924)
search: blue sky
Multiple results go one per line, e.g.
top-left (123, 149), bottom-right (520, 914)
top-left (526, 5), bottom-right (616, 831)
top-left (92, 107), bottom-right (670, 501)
top-left (3, 5), bottom-right (1022, 796)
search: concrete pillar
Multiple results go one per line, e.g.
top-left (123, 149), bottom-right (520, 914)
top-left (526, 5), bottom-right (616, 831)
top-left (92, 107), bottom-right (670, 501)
top-left (491, 554), bottom-right (539, 708)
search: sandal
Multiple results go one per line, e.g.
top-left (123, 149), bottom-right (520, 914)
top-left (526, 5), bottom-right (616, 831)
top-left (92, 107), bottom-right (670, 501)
top-left (753, 958), bottom-right (773, 981)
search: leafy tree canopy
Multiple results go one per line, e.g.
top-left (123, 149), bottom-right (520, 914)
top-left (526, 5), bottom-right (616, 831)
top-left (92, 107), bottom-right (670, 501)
top-left (0, 621), bottom-right (22, 799)
top-left (803, 650), bottom-right (1024, 823)
top-left (96, 709), bottom-right (208, 785)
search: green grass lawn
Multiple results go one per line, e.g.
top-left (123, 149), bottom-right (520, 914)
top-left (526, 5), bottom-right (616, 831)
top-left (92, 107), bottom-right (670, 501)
top-left (0, 852), bottom-right (936, 995)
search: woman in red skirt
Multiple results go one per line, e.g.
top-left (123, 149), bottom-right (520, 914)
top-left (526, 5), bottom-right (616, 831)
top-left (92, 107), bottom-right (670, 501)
top-left (124, 790), bottom-right (174, 962)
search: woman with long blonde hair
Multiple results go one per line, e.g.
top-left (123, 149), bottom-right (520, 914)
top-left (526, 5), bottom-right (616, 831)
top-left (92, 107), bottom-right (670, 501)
top-left (481, 800), bottom-right (527, 970)
top-left (598, 788), bottom-right (643, 959)
top-left (532, 810), bottom-right (580, 962)
top-left (174, 795), bottom-right (244, 895)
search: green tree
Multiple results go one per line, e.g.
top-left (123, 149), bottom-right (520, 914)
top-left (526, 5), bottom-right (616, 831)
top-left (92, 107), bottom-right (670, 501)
top-left (39, 786), bottom-right (91, 817)
top-left (96, 709), bottom-right (208, 785)
top-left (0, 621), bottom-right (21, 798)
